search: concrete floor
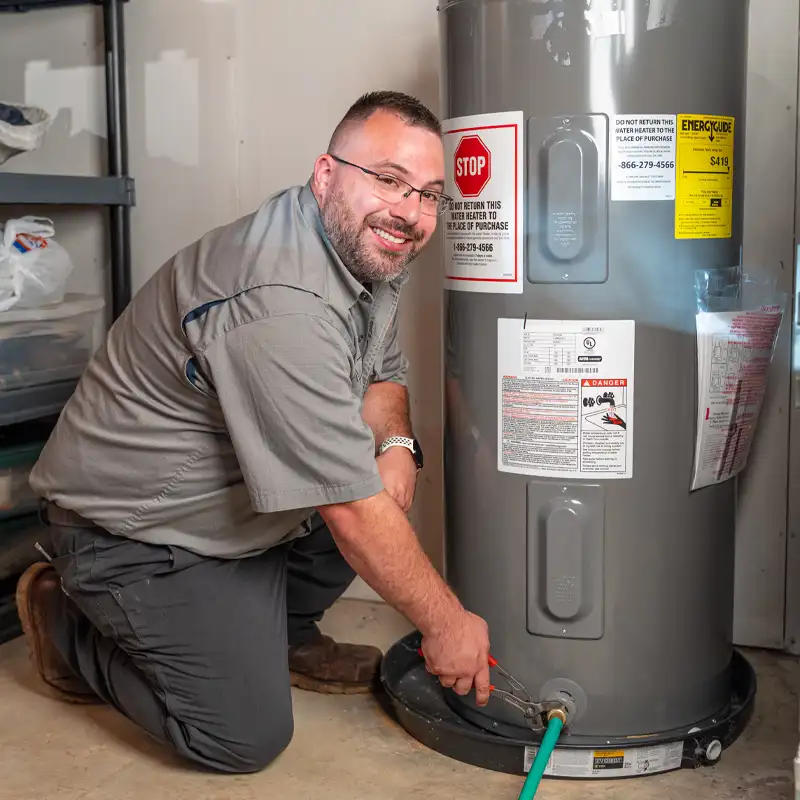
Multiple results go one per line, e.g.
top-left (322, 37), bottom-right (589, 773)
top-left (0, 599), bottom-right (796, 800)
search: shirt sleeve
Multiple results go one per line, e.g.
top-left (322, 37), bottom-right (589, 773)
top-left (371, 307), bottom-right (409, 387)
top-left (201, 314), bottom-right (384, 514)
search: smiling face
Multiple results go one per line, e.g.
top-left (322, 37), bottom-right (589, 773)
top-left (312, 110), bottom-right (445, 283)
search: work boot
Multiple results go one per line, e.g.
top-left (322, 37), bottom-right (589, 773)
top-left (288, 633), bottom-right (383, 694)
top-left (15, 562), bottom-right (101, 704)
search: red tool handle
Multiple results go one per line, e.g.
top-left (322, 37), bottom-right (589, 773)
top-left (417, 647), bottom-right (498, 669)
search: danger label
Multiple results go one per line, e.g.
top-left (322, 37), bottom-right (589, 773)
top-left (582, 378), bottom-right (628, 388)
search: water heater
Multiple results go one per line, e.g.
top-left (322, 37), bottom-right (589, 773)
top-left (439, 0), bottom-right (749, 747)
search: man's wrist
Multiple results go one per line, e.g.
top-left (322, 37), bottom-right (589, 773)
top-left (375, 419), bottom-right (413, 448)
top-left (418, 588), bottom-right (464, 637)
top-left (379, 436), bottom-right (423, 470)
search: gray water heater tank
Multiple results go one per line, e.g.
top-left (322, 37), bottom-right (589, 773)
top-left (440, 0), bottom-right (749, 739)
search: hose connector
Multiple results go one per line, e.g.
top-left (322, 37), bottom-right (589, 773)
top-left (546, 707), bottom-right (568, 726)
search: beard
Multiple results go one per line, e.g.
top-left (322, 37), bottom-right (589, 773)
top-left (320, 184), bottom-right (424, 283)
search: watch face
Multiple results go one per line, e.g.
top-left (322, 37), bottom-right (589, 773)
top-left (413, 438), bottom-right (424, 469)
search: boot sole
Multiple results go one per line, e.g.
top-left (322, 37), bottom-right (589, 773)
top-left (15, 562), bottom-right (102, 705)
top-left (290, 670), bottom-right (377, 695)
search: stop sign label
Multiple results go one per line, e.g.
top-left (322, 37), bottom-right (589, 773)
top-left (454, 135), bottom-right (491, 197)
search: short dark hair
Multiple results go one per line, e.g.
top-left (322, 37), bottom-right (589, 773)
top-left (328, 90), bottom-right (441, 151)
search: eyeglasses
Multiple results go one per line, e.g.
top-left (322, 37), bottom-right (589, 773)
top-left (329, 155), bottom-right (453, 217)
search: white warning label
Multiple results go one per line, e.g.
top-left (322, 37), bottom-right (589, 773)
top-left (611, 115), bottom-right (676, 201)
top-left (498, 319), bottom-right (635, 480)
top-left (442, 110), bottom-right (524, 294)
top-left (523, 742), bottom-right (684, 778)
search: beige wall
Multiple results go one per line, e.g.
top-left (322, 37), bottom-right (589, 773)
top-left (0, 0), bottom-right (445, 596)
top-left (3, 0), bottom-right (799, 626)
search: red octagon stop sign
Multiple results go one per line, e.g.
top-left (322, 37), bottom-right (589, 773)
top-left (454, 135), bottom-right (491, 198)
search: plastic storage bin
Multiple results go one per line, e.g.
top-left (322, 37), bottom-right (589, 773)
top-left (0, 379), bottom-right (80, 426)
top-left (0, 440), bottom-right (45, 520)
top-left (0, 293), bottom-right (104, 391)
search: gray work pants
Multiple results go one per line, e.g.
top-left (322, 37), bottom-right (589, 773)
top-left (41, 513), bottom-right (357, 773)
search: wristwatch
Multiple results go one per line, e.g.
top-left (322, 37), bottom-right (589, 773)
top-left (379, 436), bottom-right (424, 470)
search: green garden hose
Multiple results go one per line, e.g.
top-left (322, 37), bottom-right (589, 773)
top-left (517, 713), bottom-right (565, 800)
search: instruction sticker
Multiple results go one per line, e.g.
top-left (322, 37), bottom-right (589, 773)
top-left (442, 111), bottom-right (524, 294)
top-left (497, 319), bottom-right (635, 480)
top-left (611, 115), bottom-right (676, 201)
top-left (691, 305), bottom-right (784, 490)
top-left (675, 114), bottom-right (735, 239)
top-left (523, 742), bottom-right (683, 778)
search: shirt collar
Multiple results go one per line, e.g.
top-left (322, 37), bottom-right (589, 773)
top-left (299, 181), bottom-right (410, 305)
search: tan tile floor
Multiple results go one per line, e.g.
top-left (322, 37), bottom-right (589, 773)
top-left (0, 600), bottom-right (796, 799)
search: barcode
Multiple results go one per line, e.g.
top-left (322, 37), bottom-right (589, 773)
top-left (557, 368), bottom-right (599, 374)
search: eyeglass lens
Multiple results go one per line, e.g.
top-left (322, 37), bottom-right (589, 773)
top-left (370, 173), bottom-right (450, 216)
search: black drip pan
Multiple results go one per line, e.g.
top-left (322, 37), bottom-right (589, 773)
top-left (380, 631), bottom-right (756, 779)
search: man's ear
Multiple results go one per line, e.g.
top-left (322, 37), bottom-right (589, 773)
top-left (312, 154), bottom-right (336, 199)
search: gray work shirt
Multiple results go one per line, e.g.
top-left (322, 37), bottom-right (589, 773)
top-left (29, 182), bottom-right (410, 558)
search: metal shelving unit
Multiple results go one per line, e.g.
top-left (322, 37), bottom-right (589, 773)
top-left (0, 173), bottom-right (133, 205)
top-left (0, 0), bottom-right (135, 320)
top-left (0, 3), bottom-right (134, 619)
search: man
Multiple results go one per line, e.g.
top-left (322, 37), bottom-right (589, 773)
top-left (16, 90), bottom-right (491, 774)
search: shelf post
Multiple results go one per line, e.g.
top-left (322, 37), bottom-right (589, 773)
top-left (103, 0), bottom-right (132, 320)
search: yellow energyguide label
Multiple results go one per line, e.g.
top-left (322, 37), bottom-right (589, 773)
top-left (675, 114), bottom-right (734, 239)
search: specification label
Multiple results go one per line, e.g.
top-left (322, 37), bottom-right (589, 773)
top-left (523, 742), bottom-right (684, 778)
top-left (498, 318), bottom-right (635, 480)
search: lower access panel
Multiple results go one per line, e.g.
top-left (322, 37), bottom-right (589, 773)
top-left (527, 481), bottom-right (604, 639)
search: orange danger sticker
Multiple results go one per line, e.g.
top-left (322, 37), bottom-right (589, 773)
top-left (581, 378), bottom-right (628, 388)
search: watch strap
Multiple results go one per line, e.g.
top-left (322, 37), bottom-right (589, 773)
top-left (380, 436), bottom-right (422, 469)
top-left (380, 436), bottom-right (415, 456)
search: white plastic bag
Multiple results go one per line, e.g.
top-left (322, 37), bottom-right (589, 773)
top-left (0, 216), bottom-right (74, 312)
top-left (0, 102), bottom-right (52, 166)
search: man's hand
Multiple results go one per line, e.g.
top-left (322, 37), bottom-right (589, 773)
top-left (419, 609), bottom-right (492, 706)
top-left (377, 446), bottom-right (417, 513)
top-left (318, 491), bottom-right (491, 708)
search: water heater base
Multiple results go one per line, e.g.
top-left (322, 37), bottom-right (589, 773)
top-left (380, 631), bottom-right (756, 779)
